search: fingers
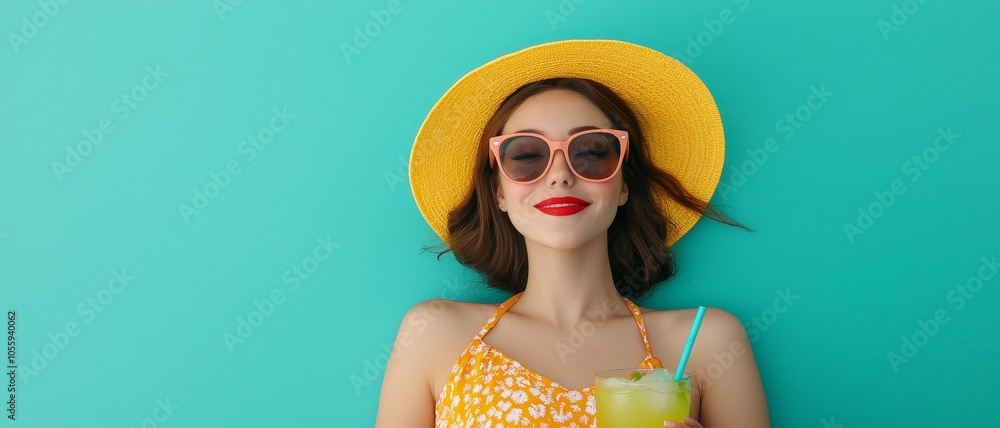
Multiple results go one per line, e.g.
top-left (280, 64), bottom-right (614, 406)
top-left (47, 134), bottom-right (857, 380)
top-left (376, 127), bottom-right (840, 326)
top-left (684, 416), bottom-right (704, 427)
top-left (664, 417), bottom-right (703, 428)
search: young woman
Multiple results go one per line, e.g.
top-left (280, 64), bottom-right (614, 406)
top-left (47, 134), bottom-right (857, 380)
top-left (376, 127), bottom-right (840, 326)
top-left (376, 40), bottom-right (770, 427)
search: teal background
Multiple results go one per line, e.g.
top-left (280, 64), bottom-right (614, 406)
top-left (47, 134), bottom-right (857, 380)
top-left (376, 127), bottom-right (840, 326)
top-left (1, 0), bottom-right (998, 426)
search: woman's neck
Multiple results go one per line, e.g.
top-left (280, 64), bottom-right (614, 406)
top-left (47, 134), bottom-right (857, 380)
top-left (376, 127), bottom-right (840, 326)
top-left (515, 234), bottom-right (631, 327)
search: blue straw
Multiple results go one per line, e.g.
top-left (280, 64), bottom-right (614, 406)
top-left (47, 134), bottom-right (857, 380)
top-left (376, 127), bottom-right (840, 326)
top-left (673, 306), bottom-right (707, 380)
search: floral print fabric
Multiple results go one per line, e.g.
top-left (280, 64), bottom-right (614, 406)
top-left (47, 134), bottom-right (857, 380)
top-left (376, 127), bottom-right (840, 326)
top-left (434, 292), bottom-right (662, 427)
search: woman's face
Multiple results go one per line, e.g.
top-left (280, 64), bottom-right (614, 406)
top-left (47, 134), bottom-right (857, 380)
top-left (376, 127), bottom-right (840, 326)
top-left (496, 89), bottom-right (628, 250)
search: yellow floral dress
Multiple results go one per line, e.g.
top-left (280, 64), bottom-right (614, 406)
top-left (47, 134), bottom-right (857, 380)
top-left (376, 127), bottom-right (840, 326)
top-left (434, 292), bottom-right (663, 427)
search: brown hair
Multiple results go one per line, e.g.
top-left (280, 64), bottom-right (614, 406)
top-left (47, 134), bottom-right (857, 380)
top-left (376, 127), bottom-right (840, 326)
top-left (425, 78), bottom-right (750, 299)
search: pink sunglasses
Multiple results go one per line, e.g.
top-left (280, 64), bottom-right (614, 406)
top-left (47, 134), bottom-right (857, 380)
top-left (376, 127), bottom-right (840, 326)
top-left (488, 128), bottom-right (629, 184)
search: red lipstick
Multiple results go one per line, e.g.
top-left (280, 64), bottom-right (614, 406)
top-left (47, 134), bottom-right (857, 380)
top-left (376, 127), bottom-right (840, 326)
top-left (534, 196), bottom-right (590, 216)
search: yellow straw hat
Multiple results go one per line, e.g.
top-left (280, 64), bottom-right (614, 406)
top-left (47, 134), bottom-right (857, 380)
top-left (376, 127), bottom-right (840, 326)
top-left (410, 39), bottom-right (725, 247)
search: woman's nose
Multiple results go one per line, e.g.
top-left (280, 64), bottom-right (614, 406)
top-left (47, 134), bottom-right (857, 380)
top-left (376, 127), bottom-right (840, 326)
top-left (545, 150), bottom-right (574, 185)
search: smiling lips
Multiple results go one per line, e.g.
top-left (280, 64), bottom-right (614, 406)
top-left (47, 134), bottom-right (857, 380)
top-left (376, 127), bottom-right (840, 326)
top-left (533, 196), bottom-right (590, 216)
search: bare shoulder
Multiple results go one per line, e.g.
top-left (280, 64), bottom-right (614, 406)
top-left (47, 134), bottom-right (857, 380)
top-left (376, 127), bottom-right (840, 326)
top-left (376, 297), bottom-right (501, 427)
top-left (639, 306), bottom-right (769, 427)
top-left (398, 298), bottom-right (504, 394)
top-left (639, 306), bottom-right (753, 381)
top-left (397, 297), bottom-right (498, 347)
top-left (643, 308), bottom-right (752, 382)
top-left (641, 306), bottom-right (747, 345)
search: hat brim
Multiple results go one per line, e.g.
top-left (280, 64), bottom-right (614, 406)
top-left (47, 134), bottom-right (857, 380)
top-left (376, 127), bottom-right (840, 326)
top-left (410, 39), bottom-right (724, 247)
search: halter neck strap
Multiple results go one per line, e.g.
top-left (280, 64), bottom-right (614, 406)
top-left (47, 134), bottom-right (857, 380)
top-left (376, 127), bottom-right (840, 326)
top-left (474, 293), bottom-right (662, 367)
top-left (624, 298), bottom-right (662, 368)
top-left (474, 293), bottom-right (522, 341)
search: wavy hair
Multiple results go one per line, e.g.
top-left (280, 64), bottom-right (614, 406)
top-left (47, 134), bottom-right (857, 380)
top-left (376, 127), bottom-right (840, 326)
top-left (424, 78), bottom-right (749, 299)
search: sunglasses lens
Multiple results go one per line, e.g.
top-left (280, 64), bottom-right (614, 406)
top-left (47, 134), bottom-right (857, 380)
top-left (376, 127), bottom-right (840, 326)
top-left (499, 135), bottom-right (550, 182)
top-left (569, 132), bottom-right (622, 180)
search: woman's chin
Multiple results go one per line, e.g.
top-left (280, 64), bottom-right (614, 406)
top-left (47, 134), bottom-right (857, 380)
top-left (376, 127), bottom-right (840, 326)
top-left (522, 232), bottom-right (604, 252)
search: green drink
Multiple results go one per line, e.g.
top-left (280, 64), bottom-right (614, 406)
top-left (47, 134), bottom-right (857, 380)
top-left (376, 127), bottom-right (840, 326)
top-left (595, 368), bottom-right (691, 427)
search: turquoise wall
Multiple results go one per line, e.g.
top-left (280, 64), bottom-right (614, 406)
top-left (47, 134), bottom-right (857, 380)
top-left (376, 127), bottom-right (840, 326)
top-left (2, 0), bottom-right (997, 426)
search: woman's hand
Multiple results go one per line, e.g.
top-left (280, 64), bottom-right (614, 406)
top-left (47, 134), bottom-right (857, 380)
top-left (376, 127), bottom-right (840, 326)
top-left (664, 416), bottom-right (703, 427)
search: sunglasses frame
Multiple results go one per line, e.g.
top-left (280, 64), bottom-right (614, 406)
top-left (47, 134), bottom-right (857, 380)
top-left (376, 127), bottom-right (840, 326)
top-left (488, 128), bottom-right (630, 184)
